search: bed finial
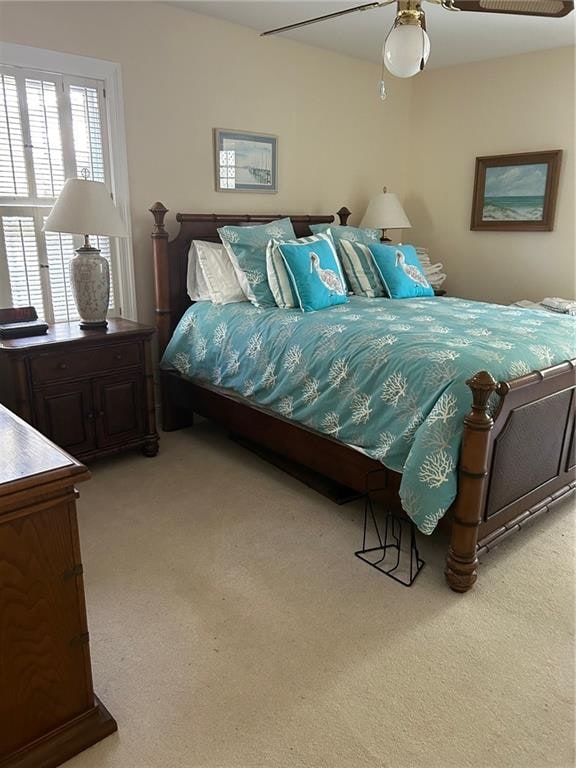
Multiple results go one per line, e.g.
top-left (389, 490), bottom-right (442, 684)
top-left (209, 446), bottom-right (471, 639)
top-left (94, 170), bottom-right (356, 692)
top-left (445, 370), bottom-right (499, 593)
top-left (150, 202), bottom-right (169, 234)
top-left (337, 207), bottom-right (351, 225)
top-left (150, 201), bottom-right (171, 364)
top-left (466, 370), bottom-right (498, 425)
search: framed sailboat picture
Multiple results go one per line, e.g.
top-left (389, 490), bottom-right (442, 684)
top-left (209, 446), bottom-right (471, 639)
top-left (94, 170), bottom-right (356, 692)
top-left (471, 150), bottom-right (562, 231)
top-left (214, 129), bottom-right (277, 193)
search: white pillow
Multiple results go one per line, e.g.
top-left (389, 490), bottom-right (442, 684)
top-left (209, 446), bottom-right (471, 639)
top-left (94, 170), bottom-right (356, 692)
top-left (186, 241), bottom-right (211, 301)
top-left (221, 241), bottom-right (252, 303)
top-left (195, 240), bottom-right (247, 305)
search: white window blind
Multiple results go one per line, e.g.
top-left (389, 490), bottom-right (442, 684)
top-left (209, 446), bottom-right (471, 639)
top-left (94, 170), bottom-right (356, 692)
top-left (0, 74), bottom-right (28, 196)
top-left (0, 64), bottom-right (119, 323)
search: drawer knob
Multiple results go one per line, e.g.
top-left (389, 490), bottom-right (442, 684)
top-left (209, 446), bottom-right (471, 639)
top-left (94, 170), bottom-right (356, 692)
top-left (58, 362), bottom-right (68, 370)
top-left (114, 352), bottom-right (123, 360)
top-left (87, 412), bottom-right (94, 419)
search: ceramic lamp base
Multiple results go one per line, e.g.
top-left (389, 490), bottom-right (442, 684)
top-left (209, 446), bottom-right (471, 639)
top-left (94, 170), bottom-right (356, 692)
top-left (71, 245), bottom-right (110, 330)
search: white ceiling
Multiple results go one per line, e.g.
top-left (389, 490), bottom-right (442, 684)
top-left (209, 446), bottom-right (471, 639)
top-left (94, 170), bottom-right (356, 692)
top-left (176, 1), bottom-right (575, 68)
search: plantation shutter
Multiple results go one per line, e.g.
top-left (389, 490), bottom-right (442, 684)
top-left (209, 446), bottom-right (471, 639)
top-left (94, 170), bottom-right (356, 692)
top-left (0, 73), bottom-right (28, 197)
top-left (70, 84), bottom-right (105, 183)
top-left (2, 215), bottom-right (44, 312)
top-left (25, 76), bottom-right (66, 198)
top-left (0, 64), bottom-right (119, 322)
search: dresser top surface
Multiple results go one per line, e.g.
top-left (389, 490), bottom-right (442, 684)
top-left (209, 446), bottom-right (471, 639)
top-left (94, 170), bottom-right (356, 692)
top-left (0, 405), bottom-right (88, 497)
top-left (0, 318), bottom-right (153, 352)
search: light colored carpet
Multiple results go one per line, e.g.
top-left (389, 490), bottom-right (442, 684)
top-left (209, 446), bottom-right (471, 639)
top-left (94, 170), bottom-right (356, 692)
top-left (67, 421), bottom-right (574, 768)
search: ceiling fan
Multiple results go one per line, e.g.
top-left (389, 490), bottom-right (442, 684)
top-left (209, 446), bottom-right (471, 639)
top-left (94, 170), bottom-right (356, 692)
top-left (261, 1), bottom-right (574, 80)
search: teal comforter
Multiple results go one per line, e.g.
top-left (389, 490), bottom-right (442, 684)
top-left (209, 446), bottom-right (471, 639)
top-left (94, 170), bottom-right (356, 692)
top-left (161, 297), bottom-right (575, 533)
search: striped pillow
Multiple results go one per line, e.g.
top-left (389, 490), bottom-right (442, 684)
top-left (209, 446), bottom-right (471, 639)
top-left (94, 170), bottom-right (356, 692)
top-left (267, 233), bottom-right (337, 308)
top-left (339, 239), bottom-right (386, 298)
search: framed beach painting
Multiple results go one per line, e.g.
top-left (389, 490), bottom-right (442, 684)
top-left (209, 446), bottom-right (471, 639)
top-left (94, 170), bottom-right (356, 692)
top-left (214, 129), bottom-right (277, 193)
top-left (471, 150), bottom-right (562, 231)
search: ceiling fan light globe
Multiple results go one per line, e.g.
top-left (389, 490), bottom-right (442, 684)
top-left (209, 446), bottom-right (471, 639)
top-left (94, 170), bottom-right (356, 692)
top-left (383, 25), bottom-right (431, 78)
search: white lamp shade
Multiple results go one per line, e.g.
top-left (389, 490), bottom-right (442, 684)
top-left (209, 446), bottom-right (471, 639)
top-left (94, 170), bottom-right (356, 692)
top-left (360, 189), bottom-right (411, 230)
top-left (43, 178), bottom-right (127, 237)
top-left (384, 25), bottom-right (430, 79)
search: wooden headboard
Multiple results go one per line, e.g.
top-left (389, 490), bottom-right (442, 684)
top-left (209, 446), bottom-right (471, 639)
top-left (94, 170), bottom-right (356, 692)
top-left (150, 203), bottom-right (352, 356)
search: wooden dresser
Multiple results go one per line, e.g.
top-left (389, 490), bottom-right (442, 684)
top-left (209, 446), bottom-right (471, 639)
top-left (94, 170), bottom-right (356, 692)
top-left (0, 405), bottom-right (116, 768)
top-left (0, 319), bottom-right (159, 461)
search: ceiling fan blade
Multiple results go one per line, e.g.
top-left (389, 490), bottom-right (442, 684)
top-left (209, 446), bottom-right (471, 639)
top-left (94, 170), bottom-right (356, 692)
top-left (450, 0), bottom-right (573, 17)
top-left (260, 1), bottom-right (395, 37)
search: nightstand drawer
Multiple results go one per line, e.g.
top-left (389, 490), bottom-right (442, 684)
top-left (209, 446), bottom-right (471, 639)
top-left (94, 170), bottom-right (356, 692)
top-left (30, 342), bottom-right (141, 384)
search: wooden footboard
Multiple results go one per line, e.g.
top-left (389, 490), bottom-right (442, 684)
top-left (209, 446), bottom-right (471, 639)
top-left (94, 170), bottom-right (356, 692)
top-left (445, 361), bottom-right (576, 592)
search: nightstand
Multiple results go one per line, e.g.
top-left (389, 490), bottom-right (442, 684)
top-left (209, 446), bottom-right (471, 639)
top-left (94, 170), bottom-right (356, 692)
top-left (0, 319), bottom-right (159, 461)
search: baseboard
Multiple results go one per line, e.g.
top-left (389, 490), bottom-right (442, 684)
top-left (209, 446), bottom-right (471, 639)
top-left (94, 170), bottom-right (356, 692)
top-left (0, 695), bottom-right (117, 768)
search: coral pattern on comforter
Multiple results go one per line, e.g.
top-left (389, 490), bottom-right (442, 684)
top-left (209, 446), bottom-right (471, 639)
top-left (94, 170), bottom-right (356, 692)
top-left (161, 297), bottom-right (576, 533)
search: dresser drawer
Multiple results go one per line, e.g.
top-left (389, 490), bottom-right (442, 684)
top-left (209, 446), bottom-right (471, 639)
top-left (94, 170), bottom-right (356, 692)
top-left (30, 342), bottom-right (141, 384)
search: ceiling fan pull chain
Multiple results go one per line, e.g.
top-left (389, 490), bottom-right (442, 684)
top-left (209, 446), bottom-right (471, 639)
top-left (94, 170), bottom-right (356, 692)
top-left (378, 59), bottom-right (387, 101)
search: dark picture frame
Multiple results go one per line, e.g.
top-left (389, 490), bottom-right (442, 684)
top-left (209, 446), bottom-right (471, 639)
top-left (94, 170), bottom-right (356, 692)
top-left (214, 128), bottom-right (277, 193)
top-left (470, 150), bottom-right (562, 232)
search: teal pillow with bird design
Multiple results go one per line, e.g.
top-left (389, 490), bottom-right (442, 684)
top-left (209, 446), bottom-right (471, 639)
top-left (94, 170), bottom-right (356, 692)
top-left (368, 243), bottom-right (434, 299)
top-left (267, 234), bottom-right (335, 309)
top-left (276, 234), bottom-right (349, 312)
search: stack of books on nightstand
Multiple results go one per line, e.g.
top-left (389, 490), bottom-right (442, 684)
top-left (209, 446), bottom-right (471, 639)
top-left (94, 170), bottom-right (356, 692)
top-left (0, 306), bottom-right (48, 339)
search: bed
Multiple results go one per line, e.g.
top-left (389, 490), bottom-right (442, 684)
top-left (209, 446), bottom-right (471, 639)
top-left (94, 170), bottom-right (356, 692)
top-left (150, 202), bottom-right (576, 592)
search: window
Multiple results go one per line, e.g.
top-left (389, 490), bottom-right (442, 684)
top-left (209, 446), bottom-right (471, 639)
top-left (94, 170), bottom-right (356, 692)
top-left (0, 64), bottom-right (120, 322)
top-left (219, 150), bottom-right (236, 189)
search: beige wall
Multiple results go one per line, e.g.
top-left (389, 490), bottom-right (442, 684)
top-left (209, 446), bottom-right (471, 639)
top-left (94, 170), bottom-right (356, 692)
top-left (1, 4), bottom-right (574, 314)
top-left (0, 1), bottom-right (412, 323)
top-left (407, 47), bottom-right (576, 304)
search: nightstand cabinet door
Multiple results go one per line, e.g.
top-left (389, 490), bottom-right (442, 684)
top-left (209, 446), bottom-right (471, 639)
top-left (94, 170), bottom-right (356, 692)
top-left (34, 380), bottom-right (97, 455)
top-left (93, 372), bottom-right (144, 448)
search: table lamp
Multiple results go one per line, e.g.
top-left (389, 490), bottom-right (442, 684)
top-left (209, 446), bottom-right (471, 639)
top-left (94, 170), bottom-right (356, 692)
top-left (43, 175), bottom-right (127, 329)
top-left (360, 187), bottom-right (411, 241)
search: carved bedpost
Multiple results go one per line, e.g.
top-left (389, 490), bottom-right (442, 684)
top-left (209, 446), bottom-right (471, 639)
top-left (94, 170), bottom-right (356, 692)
top-left (337, 206), bottom-right (351, 225)
top-left (445, 371), bottom-right (499, 593)
top-left (150, 202), bottom-right (170, 356)
top-left (150, 202), bottom-right (194, 432)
